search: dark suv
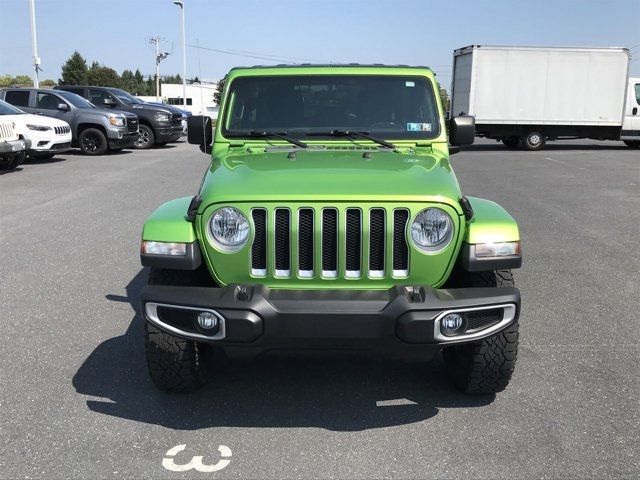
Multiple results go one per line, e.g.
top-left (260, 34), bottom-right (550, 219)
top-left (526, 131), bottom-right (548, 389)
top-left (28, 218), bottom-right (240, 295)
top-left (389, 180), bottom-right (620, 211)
top-left (55, 86), bottom-right (183, 149)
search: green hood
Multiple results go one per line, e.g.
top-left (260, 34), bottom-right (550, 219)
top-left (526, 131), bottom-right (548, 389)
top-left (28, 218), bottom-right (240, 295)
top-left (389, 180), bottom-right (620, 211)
top-left (199, 147), bottom-right (463, 209)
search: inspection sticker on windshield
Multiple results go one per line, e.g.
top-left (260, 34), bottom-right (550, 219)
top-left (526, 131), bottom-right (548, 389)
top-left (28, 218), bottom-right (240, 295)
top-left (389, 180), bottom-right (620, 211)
top-left (407, 122), bottom-right (432, 132)
top-left (405, 81), bottom-right (415, 87)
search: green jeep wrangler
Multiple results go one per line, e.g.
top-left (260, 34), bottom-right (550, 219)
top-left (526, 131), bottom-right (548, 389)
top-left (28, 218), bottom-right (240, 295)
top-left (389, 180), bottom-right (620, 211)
top-left (139, 65), bottom-right (522, 395)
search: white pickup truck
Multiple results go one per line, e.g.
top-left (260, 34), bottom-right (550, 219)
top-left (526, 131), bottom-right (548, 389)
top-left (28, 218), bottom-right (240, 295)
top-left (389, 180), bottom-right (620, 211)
top-left (0, 99), bottom-right (72, 160)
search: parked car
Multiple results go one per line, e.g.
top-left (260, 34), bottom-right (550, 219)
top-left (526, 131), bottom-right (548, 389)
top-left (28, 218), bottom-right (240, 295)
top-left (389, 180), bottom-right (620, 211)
top-left (0, 99), bottom-right (72, 160)
top-left (139, 64), bottom-right (523, 395)
top-left (451, 45), bottom-right (640, 150)
top-left (56, 86), bottom-right (183, 149)
top-left (144, 102), bottom-right (192, 135)
top-left (0, 117), bottom-right (29, 171)
top-left (0, 88), bottom-right (139, 155)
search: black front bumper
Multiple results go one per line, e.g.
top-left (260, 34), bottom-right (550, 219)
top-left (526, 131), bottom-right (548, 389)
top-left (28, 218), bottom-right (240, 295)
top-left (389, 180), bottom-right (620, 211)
top-left (108, 132), bottom-right (138, 149)
top-left (155, 126), bottom-right (183, 142)
top-left (141, 284), bottom-right (520, 352)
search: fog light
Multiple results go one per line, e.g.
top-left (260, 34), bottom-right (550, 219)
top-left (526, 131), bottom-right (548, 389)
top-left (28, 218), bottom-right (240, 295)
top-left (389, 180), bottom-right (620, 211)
top-left (197, 311), bottom-right (219, 330)
top-left (441, 313), bottom-right (464, 336)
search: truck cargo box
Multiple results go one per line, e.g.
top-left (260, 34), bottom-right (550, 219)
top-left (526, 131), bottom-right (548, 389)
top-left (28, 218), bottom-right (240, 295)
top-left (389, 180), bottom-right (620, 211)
top-left (451, 45), bottom-right (630, 127)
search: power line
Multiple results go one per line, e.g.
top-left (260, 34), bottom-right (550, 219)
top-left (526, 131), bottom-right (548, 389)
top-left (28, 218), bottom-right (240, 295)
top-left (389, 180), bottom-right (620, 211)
top-left (186, 43), bottom-right (332, 64)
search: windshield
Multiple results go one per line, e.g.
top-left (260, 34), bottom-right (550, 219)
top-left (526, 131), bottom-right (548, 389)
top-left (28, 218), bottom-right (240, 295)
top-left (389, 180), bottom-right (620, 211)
top-left (56, 91), bottom-right (95, 108)
top-left (108, 88), bottom-right (144, 105)
top-left (0, 100), bottom-right (25, 115)
top-left (223, 74), bottom-right (440, 139)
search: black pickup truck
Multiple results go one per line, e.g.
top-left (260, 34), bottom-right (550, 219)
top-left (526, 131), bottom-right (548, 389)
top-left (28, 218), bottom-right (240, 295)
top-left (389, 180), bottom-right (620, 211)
top-left (55, 86), bottom-right (183, 149)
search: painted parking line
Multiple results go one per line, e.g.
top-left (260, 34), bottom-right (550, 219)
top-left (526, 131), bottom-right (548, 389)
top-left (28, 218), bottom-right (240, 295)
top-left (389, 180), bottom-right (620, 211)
top-left (162, 444), bottom-right (232, 473)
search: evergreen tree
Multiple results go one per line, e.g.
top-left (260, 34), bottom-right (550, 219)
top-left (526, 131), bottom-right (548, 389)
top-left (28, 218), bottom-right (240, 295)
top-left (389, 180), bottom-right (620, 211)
top-left (59, 51), bottom-right (88, 85)
top-left (86, 62), bottom-right (120, 87)
top-left (213, 77), bottom-right (226, 106)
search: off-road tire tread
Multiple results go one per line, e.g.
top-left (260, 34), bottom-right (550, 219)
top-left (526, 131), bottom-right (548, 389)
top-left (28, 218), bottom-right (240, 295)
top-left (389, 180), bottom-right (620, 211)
top-left (145, 323), bottom-right (207, 393)
top-left (443, 269), bottom-right (518, 394)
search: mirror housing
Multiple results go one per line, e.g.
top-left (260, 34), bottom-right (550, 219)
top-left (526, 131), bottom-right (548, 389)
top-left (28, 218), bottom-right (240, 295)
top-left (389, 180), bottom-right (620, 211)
top-left (57, 103), bottom-right (70, 111)
top-left (187, 115), bottom-right (213, 154)
top-left (449, 115), bottom-right (475, 146)
top-left (103, 98), bottom-right (116, 107)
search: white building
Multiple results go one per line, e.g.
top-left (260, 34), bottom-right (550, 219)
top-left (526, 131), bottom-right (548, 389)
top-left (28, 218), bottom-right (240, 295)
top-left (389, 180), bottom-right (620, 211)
top-left (139, 82), bottom-right (219, 118)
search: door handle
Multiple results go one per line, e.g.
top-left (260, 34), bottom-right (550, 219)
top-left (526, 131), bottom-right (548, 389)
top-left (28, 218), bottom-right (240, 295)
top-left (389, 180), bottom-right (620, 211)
top-left (633, 107), bottom-right (638, 115)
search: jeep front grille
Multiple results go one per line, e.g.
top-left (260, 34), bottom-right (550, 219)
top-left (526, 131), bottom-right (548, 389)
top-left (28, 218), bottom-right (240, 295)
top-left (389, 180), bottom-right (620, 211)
top-left (251, 206), bottom-right (410, 280)
top-left (54, 125), bottom-right (71, 135)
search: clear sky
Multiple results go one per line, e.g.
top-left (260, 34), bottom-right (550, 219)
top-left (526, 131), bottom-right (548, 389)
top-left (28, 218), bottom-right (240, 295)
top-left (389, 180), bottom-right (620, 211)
top-left (1, 0), bottom-right (639, 88)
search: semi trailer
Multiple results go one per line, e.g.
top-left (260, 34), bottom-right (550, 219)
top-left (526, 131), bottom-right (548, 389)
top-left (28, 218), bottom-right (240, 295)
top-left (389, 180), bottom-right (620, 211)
top-left (450, 45), bottom-right (640, 150)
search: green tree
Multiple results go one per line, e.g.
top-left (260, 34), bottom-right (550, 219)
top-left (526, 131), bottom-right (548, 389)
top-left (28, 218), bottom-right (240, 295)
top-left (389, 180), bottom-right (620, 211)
top-left (120, 69), bottom-right (136, 93)
top-left (439, 86), bottom-right (450, 115)
top-left (0, 75), bottom-right (34, 87)
top-left (40, 79), bottom-right (56, 87)
top-left (86, 62), bottom-right (120, 87)
top-left (59, 51), bottom-right (88, 85)
top-left (213, 77), bottom-right (226, 106)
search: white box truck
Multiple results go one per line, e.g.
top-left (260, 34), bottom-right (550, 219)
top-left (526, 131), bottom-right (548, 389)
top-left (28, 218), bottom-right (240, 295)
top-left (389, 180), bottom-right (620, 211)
top-left (450, 45), bottom-right (640, 150)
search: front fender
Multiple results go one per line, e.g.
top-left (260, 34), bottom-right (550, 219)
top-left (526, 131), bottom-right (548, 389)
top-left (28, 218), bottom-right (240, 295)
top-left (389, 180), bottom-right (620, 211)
top-left (464, 197), bottom-right (519, 244)
top-left (142, 197), bottom-right (197, 243)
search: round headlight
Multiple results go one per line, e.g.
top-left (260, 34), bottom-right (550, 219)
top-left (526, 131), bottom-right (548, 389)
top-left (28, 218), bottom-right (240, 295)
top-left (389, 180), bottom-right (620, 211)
top-left (209, 207), bottom-right (249, 250)
top-left (410, 208), bottom-right (453, 252)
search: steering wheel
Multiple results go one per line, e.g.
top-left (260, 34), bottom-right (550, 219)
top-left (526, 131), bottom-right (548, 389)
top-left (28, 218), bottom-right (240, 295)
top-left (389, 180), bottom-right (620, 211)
top-left (368, 121), bottom-right (404, 131)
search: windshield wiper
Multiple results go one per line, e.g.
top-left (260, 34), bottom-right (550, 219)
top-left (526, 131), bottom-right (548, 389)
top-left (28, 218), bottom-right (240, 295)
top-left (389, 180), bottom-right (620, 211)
top-left (307, 129), bottom-right (396, 150)
top-left (228, 130), bottom-right (308, 148)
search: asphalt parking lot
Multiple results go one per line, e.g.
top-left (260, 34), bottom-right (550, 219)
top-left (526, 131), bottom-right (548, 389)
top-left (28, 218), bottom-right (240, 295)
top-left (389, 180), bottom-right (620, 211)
top-left (1, 139), bottom-right (638, 479)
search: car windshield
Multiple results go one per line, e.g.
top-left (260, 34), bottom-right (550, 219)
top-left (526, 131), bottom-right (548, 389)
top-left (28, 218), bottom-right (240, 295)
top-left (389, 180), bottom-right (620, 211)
top-left (56, 91), bottom-right (95, 108)
top-left (223, 74), bottom-right (441, 139)
top-left (0, 100), bottom-right (25, 115)
top-left (109, 88), bottom-right (144, 105)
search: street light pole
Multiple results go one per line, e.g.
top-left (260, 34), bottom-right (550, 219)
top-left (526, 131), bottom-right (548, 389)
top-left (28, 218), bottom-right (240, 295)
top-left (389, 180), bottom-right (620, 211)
top-left (173, 1), bottom-right (187, 109)
top-left (28, 0), bottom-right (41, 88)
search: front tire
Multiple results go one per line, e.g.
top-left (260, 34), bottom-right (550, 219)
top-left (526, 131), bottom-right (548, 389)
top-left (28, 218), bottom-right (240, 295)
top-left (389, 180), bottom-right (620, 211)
top-left (134, 124), bottom-right (155, 149)
top-left (443, 270), bottom-right (519, 394)
top-left (144, 268), bottom-right (210, 392)
top-left (79, 128), bottom-right (108, 155)
top-left (521, 130), bottom-right (546, 151)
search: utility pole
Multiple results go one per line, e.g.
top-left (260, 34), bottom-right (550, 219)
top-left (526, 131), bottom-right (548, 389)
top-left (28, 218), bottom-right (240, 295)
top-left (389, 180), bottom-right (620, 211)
top-left (149, 37), bottom-right (169, 102)
top-left (28, 0), bottom-right (41, 88)
top-left (173, 1), bottom-right (187, 109)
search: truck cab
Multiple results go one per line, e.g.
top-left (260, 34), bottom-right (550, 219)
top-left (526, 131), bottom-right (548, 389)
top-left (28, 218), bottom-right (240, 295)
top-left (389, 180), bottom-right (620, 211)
top-left (621, 77), bottom-right (640, 147)
top-left (55, 86), bottom-right (184, 149)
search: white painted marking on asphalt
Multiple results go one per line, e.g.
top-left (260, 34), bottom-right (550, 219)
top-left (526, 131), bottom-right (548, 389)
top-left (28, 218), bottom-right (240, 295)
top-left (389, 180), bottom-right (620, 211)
top-left (376, 398), bottom-right (418, 407)
top-left (162, 444), bottom-right (232, 473)
top-left (545, 157), bottom-right (567, 165)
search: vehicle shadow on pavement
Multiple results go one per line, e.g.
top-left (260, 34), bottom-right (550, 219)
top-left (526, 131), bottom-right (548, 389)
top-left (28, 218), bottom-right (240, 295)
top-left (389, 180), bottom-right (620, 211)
top-left (73, 269), bottom-right (494, 432)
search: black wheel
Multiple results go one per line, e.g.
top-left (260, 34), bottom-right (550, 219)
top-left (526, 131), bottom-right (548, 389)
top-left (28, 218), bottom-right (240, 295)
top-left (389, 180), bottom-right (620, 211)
top-left (442, 270), bottom-right (519, 394)
top-left (623, 140), bottom-right (640, 148)
top-left (521, 131), bottom-right (546, 151)
top-left (78, 128), bottom-right (108, 155)
top-left (134, 124), bottom-right (155, 149)
top-left (144, 268), bottom-right (211, 393)
top-left (501, 136), bottom-right (520, 149)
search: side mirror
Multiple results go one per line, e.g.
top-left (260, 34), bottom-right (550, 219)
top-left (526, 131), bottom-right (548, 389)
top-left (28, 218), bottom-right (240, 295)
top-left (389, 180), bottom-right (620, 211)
top-left (187, 115), bottom-right (213, 154)
top-left (449, 115), bottom-right (475, 146)
top-left (57, 103), bottom-right (70, 111)
top-left (103, 98), bottom-right (116, 107)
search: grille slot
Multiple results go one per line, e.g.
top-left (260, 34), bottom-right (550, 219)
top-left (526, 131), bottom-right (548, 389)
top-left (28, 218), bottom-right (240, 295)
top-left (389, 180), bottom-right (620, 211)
top-left (369, 209), bottom-right (385, 276)
top-left (322, 209), bottom-right (338, 277)
top-left (393, 210), bottom-right (409, 276)
top-left (465, 309), bottom-right (503, 332)
top-left (298, 209), bottom-right (314, 277)
top-left (251, 209), bottom-right (267, 276)
top-left (274, 209), bottom-right (290, 277)
top-left (345, 209), bottom-right (361, 277)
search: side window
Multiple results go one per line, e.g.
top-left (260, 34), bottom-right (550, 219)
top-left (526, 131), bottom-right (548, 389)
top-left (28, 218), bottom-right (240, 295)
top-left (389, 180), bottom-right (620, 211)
top-left (89, 89), bottom-right (114, 106)
top-left (37, 92), bottom-right (64, 110)
top-left (635, 84), bottom-right (640, 105)
top-left (63, 87), bottom-right (84, 96)
top-left (4, 90), bottom-right (30, 107)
